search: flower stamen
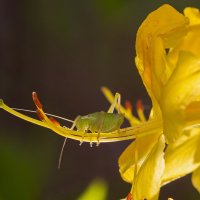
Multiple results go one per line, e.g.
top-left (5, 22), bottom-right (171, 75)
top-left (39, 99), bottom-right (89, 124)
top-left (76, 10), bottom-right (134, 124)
top-left (136, 99), bottom-right (146, 122)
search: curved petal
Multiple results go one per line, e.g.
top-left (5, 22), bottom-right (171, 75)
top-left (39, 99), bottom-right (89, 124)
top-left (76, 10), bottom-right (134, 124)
top-left (119, 133), bottom-right (160, 183)
top-left (161, 51), bottom-right (200, 142)
top-left (135, 4), bottom-right (188, 112)
top-left (192, 166), bottom-right (200, 193)
top-left (133, 135), bottom-right (165, 200)
top-left (162, 128), bottom-right (200, 185)
top-left (167, 26), bottom-right (200, 67)
top-left (184, 7), bottom-right (200, 25)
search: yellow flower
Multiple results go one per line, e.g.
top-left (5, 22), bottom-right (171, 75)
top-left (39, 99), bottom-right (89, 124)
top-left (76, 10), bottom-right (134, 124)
top-left (1, 4), bottom-right (200, 200)
top-left (118, 4), bottom-right (200, 200)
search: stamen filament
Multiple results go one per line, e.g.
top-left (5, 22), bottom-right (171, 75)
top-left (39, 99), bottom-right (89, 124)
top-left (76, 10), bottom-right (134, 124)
top-left (136, 100), bottom-right (146, 122)
top-left (0, 99), bottom-right (163, 143)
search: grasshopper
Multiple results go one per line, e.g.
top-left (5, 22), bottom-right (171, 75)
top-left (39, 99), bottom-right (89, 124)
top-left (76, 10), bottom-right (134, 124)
top-left (58, 92), bottom-right (124, 167)
top-left (72, 92), bottom-right (124, 143)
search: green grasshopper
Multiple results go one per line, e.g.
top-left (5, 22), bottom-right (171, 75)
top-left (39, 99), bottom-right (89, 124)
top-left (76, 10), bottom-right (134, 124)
top-left (58, 92), bottom-right (124, 167)
top-left (73, 92), bottom-right (124, 141)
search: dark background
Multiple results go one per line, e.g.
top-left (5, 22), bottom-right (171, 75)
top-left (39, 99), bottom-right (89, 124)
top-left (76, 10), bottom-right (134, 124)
top-left (0, 0), bottom-right (199, 199)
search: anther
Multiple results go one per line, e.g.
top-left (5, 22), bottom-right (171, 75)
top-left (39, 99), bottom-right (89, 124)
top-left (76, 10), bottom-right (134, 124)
top-left (32, 92), bottom-right (43, 109)
top-left (36, 109), bottom-right (45, 121)
top-left (136, 99), bottom-right (146, 122)
top-left (136, 99), bottom-right (144, 111)
top-left (126, 192), bottom-right (132, 200)
top-left (49, 117), bottom-right (60, 126)
top-left (125, 100), bottom-right (133, 112)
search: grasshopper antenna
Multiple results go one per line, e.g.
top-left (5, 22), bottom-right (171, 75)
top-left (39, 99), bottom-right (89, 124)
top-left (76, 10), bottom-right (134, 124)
top-left (58, 120), bottom-right (77, 169)
top-left (58, 138), bottom-right (67, 169)
top-left (11, 108), bottom-right (74, 123)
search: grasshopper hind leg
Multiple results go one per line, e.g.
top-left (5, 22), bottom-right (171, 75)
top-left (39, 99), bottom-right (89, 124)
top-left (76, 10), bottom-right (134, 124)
top-left (107, 92), bottom-right (121, 114)
top-left (96, 93), bottom-right (121, 146)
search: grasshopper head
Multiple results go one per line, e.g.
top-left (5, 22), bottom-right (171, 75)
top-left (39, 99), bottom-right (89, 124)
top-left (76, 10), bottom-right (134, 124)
top-left (76, 116), bottom-right (90, 132)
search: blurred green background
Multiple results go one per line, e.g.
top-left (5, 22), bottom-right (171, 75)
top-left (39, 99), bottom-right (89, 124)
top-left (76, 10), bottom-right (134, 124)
top-left (0, 0), bottom-right (199, 199)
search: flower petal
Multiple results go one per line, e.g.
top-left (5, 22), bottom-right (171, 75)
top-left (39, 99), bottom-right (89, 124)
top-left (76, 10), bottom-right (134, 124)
top-left (162, 128), bottom-right (200, 185)
top-left (184, 7), bottom-right (200, 25)
top-left (161, 51), bottom-right (200, 143)
top-left (192, 166), bottom-right (200, 193)
top-left (119, 133), bottom-right (160, 183)
top-left (167, 25), bottom-right (200, 67)
top-left (135, 4), bottom-right (188, 111)
top-left (133, 135), bottom-right (165, 200)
